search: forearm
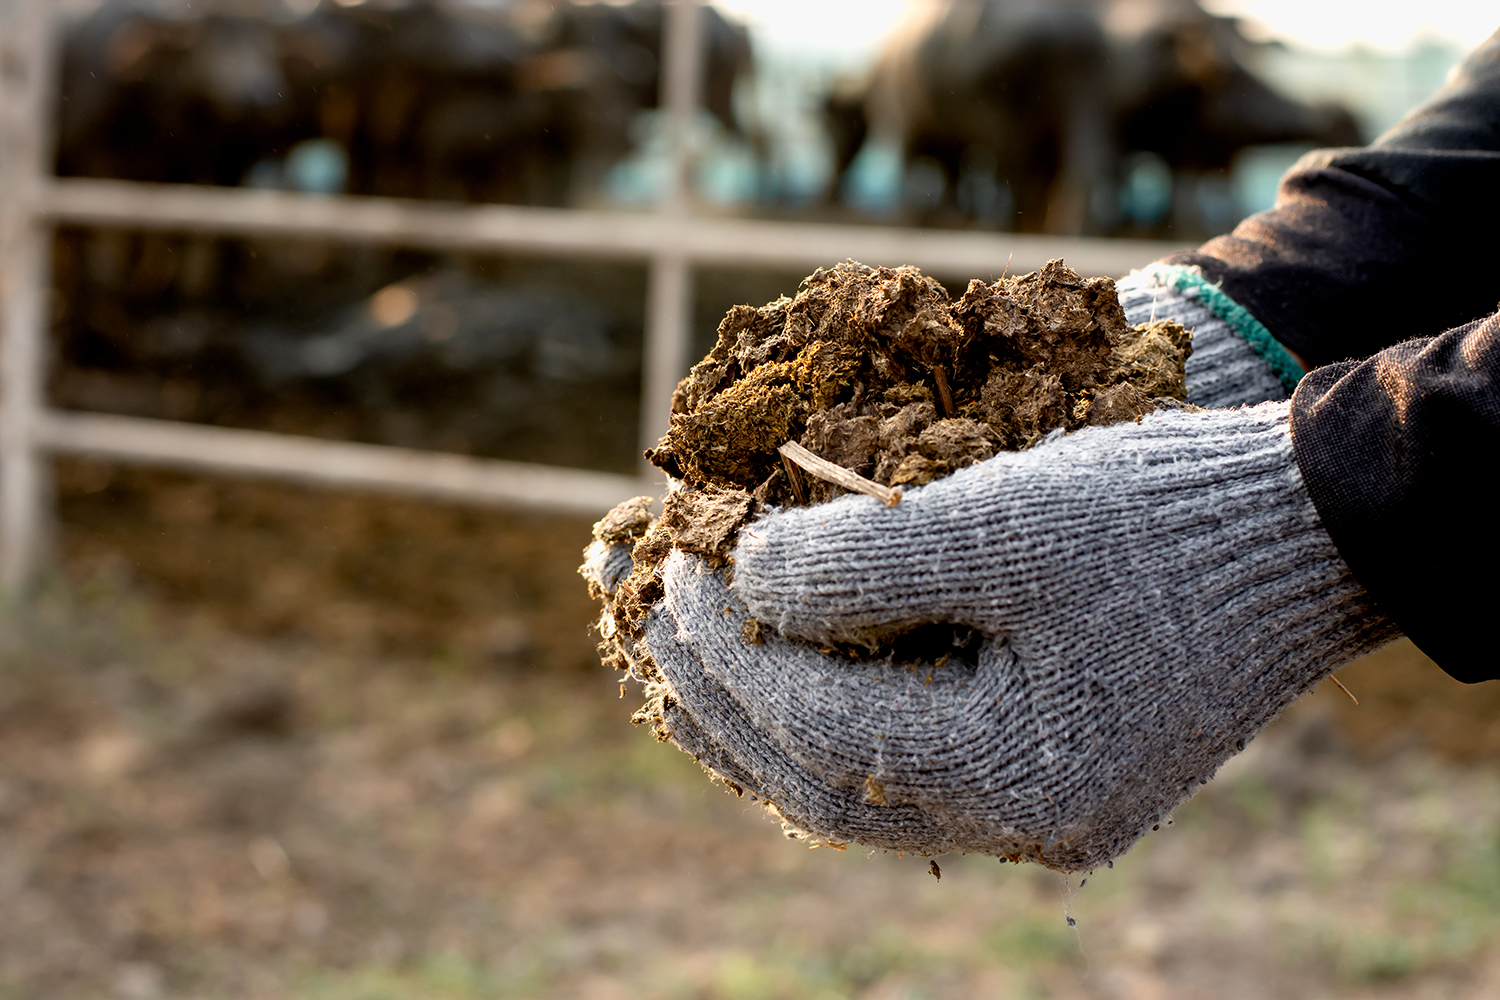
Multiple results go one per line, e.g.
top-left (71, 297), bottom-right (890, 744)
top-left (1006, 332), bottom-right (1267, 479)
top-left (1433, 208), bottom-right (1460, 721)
top-left (1290, 309), bottom-right (1500, 679)
top-left (1163, 29), bottom-right (1500, 367)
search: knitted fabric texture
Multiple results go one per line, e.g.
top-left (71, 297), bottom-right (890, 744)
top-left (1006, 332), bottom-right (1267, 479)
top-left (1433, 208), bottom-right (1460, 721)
top-left (580, 540), bottom-right (634, 597)
top-left (644, 607), bottom-right (964, 850)
top-left (651, 403), bottom-right (1397, 869)
top-left (1115, 266), bottom-right (1297, 408)
top-left (584, 540), bottom-right (960, 849)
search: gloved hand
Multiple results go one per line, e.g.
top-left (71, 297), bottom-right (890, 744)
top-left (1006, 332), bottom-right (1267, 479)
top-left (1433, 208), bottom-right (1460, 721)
top-left (583, 529), bottom-right (966, 852)
top-left (644, 401), bottom-right (1398, 870)
top-left (1115, 264), bottom-right (1305, 408)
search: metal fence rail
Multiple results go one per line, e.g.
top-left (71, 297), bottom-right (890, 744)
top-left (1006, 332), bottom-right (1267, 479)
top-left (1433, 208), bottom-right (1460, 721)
top-left (0, 0), bottom-right (1186, 591)
top-left (36, 411), bottom-right (640, 515)
top-left (41, 177), bottom-right (1177, 278)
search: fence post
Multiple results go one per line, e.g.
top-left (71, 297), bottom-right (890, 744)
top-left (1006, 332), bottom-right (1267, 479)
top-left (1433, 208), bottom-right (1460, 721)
top-left (639, 0), bottom-right (703, 480)
top-left (0, 0), bottom-right (55, 592)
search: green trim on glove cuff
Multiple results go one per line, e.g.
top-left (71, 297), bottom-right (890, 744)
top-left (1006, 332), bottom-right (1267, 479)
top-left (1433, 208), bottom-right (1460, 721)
top-left (1143, 264), bottom-right (1306, 394)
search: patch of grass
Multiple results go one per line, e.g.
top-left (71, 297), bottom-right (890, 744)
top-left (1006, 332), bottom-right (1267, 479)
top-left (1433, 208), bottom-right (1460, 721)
top-left (297, 954), bottom-right (506, 1000)
top-left (1227, 773), bottom-right (1280, 830)
top-left (1329, 930), bottom-right (1425, 982)
top-left (709, 949), bottom-right (846, 1000)
top-left (984, 911), bottom-right (1079, 968)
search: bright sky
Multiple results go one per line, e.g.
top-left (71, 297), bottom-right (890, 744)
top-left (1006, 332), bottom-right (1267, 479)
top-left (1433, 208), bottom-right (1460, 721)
top-left (712, 0), bottom-right (911, 65)
top-left (716, 0), bottom-right (1497, 62)
top-left (1201, 0), bottom-right (1496, 53)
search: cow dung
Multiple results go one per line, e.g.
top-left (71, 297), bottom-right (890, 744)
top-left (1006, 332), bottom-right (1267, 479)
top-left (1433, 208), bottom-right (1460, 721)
top-left (588, 258), bottom-right (1189, 686)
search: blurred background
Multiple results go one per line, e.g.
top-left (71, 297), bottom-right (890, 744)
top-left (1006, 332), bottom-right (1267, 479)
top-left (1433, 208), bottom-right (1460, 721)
top-left (0, 1), bottom-right (1497, 997)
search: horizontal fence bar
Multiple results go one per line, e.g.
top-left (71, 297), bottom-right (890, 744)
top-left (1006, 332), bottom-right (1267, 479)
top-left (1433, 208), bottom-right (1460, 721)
top-left (41, 178), bottom-right (1188, 278)
top-left (35, 410), bottom-right (649, 517)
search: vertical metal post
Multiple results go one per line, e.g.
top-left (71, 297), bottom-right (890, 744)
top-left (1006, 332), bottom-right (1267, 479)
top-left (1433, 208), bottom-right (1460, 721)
top-left (638, 0), bottom-right (703, 478)
top-left (0, 0), bottom-right (55, 591)
top-left (640, 253), bottom-right (692, 466)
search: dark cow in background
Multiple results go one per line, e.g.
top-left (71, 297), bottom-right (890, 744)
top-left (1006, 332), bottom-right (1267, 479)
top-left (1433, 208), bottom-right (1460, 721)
top-left (56, 0), bottom-right (751, 207)
top-left (49, 0), bottom-right (754, 475)
top-left (827, 0), bottom-right (1360, 236)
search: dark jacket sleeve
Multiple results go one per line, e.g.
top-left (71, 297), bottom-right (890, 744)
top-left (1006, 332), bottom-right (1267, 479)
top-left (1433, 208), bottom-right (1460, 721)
top-left (1165, 31), bottom-right (1500, 679)
top-left (1289, 313), bottom-right (1500, 680)
top-left (1163, 29), bottom-right (1500, 367)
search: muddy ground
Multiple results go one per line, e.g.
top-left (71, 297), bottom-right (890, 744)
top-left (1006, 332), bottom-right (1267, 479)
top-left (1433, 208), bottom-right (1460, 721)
top-left (4, 462), bottom-right (1500, 999)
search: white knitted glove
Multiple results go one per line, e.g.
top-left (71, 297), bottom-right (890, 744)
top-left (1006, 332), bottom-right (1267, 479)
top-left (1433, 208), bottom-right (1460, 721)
top-left (1115, 265), bottom-right (1304, 408)
top-left (647, 402), bottom-right (1397, 869)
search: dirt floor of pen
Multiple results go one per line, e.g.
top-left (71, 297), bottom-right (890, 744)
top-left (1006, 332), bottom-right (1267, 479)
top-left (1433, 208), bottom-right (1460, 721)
top-left (6, 460), bottom-right (1500, 1000)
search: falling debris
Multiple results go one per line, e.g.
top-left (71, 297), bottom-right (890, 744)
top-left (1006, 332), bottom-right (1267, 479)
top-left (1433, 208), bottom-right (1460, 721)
top-left (1330, 675), bottom-right (1360, 705)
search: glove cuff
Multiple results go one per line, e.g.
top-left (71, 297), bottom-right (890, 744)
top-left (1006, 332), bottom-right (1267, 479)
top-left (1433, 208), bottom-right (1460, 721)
top-left (1117, 264), bottom-right (1304, 407)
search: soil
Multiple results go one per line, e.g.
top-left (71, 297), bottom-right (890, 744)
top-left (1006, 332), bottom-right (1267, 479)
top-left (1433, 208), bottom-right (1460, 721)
top-left (13, 456), bottom-right (1500, 999)
top-left (54, 459), bottom-right (603, 669)
top-left (6, 576), bottom-right (1496, 1000)
top-left (590, 259), bottom-right (1190, 735)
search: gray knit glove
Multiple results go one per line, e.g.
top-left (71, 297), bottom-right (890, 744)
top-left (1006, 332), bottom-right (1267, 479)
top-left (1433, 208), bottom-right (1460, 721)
top-left (649, 402), bottom-right (1398, 870)
top-left (1115, 265), bottom-right (1304, 408)
top-left (584, 528), bottom-right (962, 850)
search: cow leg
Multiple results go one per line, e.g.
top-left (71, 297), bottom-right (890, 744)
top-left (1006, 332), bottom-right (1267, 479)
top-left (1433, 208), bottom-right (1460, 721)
top-left (1044, 79), bottom-right (1110, 235)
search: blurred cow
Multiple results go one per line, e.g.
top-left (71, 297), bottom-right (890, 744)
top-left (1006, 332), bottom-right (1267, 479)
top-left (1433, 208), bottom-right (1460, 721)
top-left (829, 0), bottom-right (1360, 235)
top-left (55, 0), bottom-right (752, 207)
top-left (48, 0), bottom-right (754, 472)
